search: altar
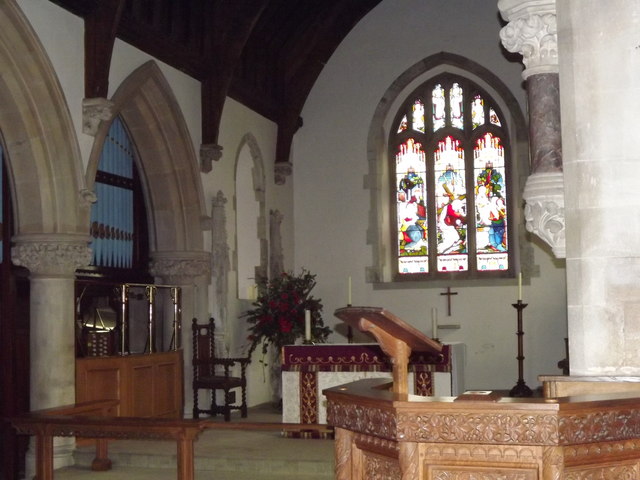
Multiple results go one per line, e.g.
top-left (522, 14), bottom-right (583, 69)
top-left (282, 342), bottom-right (464, 425)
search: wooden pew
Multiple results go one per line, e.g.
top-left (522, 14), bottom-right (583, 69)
top-left (9, 400), bottom-right (204, 480)
top-left (9, 401), bottom-right (325, 480)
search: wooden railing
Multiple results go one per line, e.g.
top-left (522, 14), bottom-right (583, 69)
top-left (9, 401), bottom-right (322, 480)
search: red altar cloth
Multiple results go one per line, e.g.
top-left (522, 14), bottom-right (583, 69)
top-left (281, 344), bottom-right (452, 429)
top-left (282, 343), bottom-right (450, 374)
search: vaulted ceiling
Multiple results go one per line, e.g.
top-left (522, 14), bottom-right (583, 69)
top-left (48, 0), bottom-right (383, 166)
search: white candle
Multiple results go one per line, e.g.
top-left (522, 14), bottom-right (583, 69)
top-left (305, 309), bottom-right (311, 341)
top-left (347, 276), bottom-right (352, 306)
top-left (431, 307), bottom-right (438, 337)
top-left (517, 272), bottom-right (522, 301)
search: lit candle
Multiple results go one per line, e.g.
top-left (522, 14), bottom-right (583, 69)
top-left (348, 276), bottom-right (352, 306)
top-left (431, 307), bottom-right (438, 338)
top-left (305, 309), bottom-right (311, 341)
top-left (517, 272), bottom-right (522, 301)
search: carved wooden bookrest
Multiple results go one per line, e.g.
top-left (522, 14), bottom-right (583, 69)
top-left (334, 306), bottom-right (442, 395)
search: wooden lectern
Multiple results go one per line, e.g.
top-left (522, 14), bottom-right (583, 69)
top-left (327, 306), bottom-right (640, 479)
top-left (334, 306), bottom-right (442, 395)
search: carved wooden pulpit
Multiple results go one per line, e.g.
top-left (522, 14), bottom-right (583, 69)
top-left (327, 306), bottom-right (640, 480)
top-left (333, 306), bottom-right (442, 395)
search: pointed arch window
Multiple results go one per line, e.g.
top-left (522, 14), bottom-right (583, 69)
top-left (81, 116), bottom-right (149, 281)
top-left (392, 75), bottom-right (512, 279)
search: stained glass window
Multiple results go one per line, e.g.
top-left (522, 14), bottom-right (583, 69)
top-left (471, 95), bottom-right (485, 129)
top-left (435, 136), bottom-right (467, 272)
top-left (474, 133), bottom-right (507, 270)
top-left (489, 108), bottom-right (501, 126)
top-left (432, 84), bottom-right (445, 131)
top-left (396, 138), bottom-right (428, 274)
top-left (391, 75), bottom-right (510, 278)
top-left (450, 83), bottom-right (464, 130)
top-left (412, 99), bottom-right (425, 132)
top-left (397, 114), bottom-right (408, 133)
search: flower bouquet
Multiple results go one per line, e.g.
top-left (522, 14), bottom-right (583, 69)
top-left (244, 269), bottom-right (332, 357)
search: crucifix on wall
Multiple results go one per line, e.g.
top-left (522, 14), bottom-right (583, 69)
top-left (440, 286), bottom-right (458, 316)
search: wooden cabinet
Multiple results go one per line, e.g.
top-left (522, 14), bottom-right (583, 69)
top-left (76, 350), bottom-right (183, 418)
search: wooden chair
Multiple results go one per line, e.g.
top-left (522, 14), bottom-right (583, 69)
top-left (192, 318), bottom-right (250, 421)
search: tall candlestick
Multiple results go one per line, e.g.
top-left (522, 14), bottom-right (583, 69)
top-left (517, 272), bottom-right (522, 301)
top-left (304, 309), bottom-right (311, 341)
top-left (431, 307), bottom-right (438, 338)
top-left (347, 276), bottom-right (352, 306)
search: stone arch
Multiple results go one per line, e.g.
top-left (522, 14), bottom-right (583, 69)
top-left (0, 2), bottom-right (87, 239)
top-left (233, 132), bottom-right (268, 287)
top-left (87, 61), bottom-right (206, 254)
top-left (366, 52), bottom-right (528, 283)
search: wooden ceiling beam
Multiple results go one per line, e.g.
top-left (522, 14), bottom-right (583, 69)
top-left (84, 0), bottom-right (126, 98)
top-left (201, 0), bottom-right (269, 147)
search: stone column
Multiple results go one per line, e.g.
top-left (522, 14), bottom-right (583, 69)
top-left (499, 0), bottom-right (565, 258)
top-left (12, 233), bottom-right (92, 472)
top-left (554, 1), bottom-right (640, 376)
top-left (149, 251), bottom-right (211, 417)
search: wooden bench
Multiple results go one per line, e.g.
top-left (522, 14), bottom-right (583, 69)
top-left (9, 401), bottom-right (326, 480)
top-left (9, 400), bottom-right (204, 480)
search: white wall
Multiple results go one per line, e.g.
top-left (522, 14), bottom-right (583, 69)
top-left (293, 0), bottom-right (568, 391)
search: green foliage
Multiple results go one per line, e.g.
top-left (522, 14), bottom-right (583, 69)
top-left (243, 269), bottom-right (332, 356)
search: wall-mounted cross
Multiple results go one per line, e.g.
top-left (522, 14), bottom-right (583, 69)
top-left (440, 286), bottom-right (458, 316)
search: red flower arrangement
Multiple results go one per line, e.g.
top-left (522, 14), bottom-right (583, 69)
top-left (244, 269), bottom-right (331, 356)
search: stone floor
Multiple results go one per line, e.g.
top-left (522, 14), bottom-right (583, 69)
top-left (53, 404), bottom-right (335, 480)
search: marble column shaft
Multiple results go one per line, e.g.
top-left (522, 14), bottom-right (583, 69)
top-left (527, 73), bottom-right (562, 174)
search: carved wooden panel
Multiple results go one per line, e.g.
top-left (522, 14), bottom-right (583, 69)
top-left (326, 400), bottom-right (397, 440)
top-left (430, 467), bottom-right (536, 479)
top-left (363, 451), bottom-right (401, 480)
top-left (564, 462), bottom-right (640, 480)
top-left (422, 443), bottom-right (541, 480)
top-left (397, 411), bottom-right (560, 444)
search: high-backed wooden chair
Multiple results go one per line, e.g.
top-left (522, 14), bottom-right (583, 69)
top-left (192, 318), bottom-right (250, 421)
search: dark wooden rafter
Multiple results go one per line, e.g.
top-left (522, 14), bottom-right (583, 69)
top-left (48, 0), bottom-right (383, 165)
top-left (271, 1), bottom-right (381, 164)
top-left (201, 0), bottom-right (268, 146)
top-left (84, 0), bottom-right (126, 98)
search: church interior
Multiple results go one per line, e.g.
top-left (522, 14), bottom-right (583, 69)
top-left (3, 0), bottom-right (640, 478)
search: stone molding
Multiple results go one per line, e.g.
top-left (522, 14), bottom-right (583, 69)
top-left (498, 0), bottom-right (558, 78)
top-left (82, 97), bottom-right (114, 136)
top-left (200, 143), bottom-right (223, 173)
top-left (522, 172), bottom-right (565, 258)
top-left (11, 234), bottom-right (92, 277)
top-left (148, 251), bottom-right (211, 284)
top-left (274, 162), bottom-right (292, 185)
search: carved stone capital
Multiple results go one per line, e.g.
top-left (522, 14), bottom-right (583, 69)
top-left (498, 0), bottom-right (558, 78)
top-left (82, 97), bottom-right (114, 136)
top-left (523, 172), bottom-right (565, 258)
top-left (274, 162), bottom-right (292, 185)
top-left (148, 251), bottom-right (211, 284)
top-left (12, 234), bottom-right (92, 277)
top-left (200, 143), bottom-right (223, 173)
